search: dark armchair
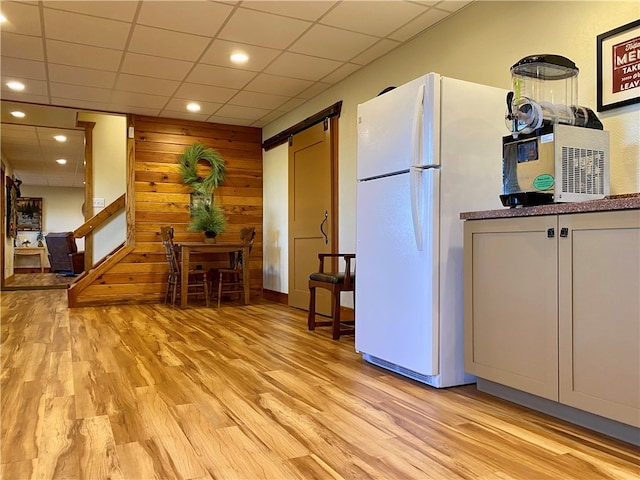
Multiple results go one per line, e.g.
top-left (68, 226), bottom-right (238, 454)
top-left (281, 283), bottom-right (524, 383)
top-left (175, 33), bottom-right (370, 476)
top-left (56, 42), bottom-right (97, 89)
top-left (45, 232), bottom-right (85, 275)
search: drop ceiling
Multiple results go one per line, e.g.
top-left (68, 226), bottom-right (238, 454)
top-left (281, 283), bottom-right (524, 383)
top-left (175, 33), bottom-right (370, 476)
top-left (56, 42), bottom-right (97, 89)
top-left (0, 0), bottom-right (471, 187)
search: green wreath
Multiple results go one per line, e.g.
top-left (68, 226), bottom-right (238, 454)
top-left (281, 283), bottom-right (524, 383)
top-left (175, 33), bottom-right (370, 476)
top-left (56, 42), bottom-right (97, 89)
top-left (178, 142), bottom-right (226, 194)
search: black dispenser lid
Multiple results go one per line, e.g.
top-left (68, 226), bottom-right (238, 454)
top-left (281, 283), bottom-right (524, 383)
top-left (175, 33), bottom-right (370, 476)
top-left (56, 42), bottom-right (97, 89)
top-left (511, 54), bottom-right (578, 80)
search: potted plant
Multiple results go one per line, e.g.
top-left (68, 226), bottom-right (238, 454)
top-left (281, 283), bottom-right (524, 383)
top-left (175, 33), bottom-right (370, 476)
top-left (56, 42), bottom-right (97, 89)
top-left (189, 200), bottom-right (227, 243)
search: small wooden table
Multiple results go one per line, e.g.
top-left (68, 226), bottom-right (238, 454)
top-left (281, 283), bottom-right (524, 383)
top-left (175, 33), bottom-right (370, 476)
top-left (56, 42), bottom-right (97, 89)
top-left (15, 246), bottom-right (47, 273)
top-left (178, 242), bottom-right (250, 309)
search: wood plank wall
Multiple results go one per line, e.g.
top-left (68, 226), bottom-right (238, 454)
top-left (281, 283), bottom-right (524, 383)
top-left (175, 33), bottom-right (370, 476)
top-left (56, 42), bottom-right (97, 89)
top-left (72, 115), bottom-right (263, 306)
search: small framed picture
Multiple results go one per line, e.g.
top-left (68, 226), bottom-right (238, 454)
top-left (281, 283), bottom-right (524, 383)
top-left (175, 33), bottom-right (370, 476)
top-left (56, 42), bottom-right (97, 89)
top-left (16, 197), bottom-right (43, 231)
top-left (597, 19), bottom-right (640, 111)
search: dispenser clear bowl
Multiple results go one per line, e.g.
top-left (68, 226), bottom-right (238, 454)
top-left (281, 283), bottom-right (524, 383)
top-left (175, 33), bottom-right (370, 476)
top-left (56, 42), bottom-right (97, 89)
top-left (508, 54), bottom-right (580, 135)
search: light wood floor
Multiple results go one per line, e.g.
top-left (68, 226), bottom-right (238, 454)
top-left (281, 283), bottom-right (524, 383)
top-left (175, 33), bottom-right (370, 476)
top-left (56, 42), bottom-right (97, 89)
top-left (4, 272), bottom-right (76, 289)
top-left (1, 290), bottom-right (638, 480)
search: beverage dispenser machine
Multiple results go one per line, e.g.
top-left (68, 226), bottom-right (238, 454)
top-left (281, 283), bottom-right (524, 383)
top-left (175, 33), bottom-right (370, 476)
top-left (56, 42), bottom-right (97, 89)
top-left (501, 54), bottom-right (610, 207)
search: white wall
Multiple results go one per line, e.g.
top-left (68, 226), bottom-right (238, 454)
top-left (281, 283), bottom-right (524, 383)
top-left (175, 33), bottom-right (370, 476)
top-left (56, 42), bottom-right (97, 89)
top-left (263, 144), bottom-right (288, 291)
top-left (14, 185), bottom-right (84, 269)
top-left (262, 1), bottom-right (640, 294)
top-left (79, 112), bottom-right (127, 264)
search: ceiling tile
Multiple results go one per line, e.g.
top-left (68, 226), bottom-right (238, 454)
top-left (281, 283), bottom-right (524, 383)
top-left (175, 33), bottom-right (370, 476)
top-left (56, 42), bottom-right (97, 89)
top-left (173, 83), bottom-right (237, 104)
top-left (186, 64), bottom-right (257, 89)
top-left (274, 97), bottom-right (306, 112)
top-left (1, 124), bottom-right (38, 140)
top-left (136, 1), bottom-right (234, 36)
top-left (128, 25), bottom-right (210, 62)
top-left (297, 82), bottom-right (331, 99)
top-left (1, 32), bottom-right (44, 62)
top-left (320, 1), bottom-right (427, 36)
top-left (265, 52), bottom-right (342, 81)
top-left (244, 73), bottom-right (314, 97)
top-left (50, 97), bottom-right (110, 112)
top-left (435, 1), bottom-right (473, 13)
top-left (110, 90), bottom-right (167, 109)
top-left (351, 38), bottom-right (401, 66)
top-left (162, 98), bottom-right (223, 116)
top-left (51, 83), bottom-right (111, 103)
top-left (389, 8), bottom-right (451, 42)
top-left (43, 1), bottom-right (139, 22)
top-left (0, 1), bottom-right (42, 36)
top-left (321, 63), bottom-right (361, 84)
top-left (289, 25), bottom-right (379, 62)
top-left (229, 91), bottom-right (289, 110)
top-left (160, 109), bottom-right (212, 122)
top-left (0, 58), bottom-right (47, 81)
top-left (115, 74), bottom-right (180, 96)
top-left (1, 78), bottom-right (49, 97)
top-left (2, 92), bottom-right (49, 104)
top-left (218, 8), bottom-right (311, 50)
top-left (101, 103), bottom-right (160, 117)
top-left (46, 40), bottom-right (122, 71)
top-left (243, 1), bottom-right (337, 21)
top-left (120, 53), bottom-right (194, 82)
top-left (206, 115), bottom-right (253, 126)
top-left (213, 104), bottom-right (271, 121)
top-left (200, 40), bottom-right (281, 71)
top-left (48, 64), bottom-right (116, 89)
top-left (43, 8), bottom-right (131, 50)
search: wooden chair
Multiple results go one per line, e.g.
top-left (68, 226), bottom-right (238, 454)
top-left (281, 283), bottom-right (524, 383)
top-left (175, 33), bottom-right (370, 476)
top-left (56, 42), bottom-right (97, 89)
top-left (160, 226), bottom-right (209, 307)
top-left (214, 226), bottom-right (255, 307)
top-left (308, 253), bottom-right (355, 340)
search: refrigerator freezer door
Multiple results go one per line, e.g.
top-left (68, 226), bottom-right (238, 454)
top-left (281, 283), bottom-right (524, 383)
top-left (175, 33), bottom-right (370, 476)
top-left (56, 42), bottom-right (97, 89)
top-left (355, 168), bottom-right (440, 375)
top-left (357, 75), bottom-right (430, 180)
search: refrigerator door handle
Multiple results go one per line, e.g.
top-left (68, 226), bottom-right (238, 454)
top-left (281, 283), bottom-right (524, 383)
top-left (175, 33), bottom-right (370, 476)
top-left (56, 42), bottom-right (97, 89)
top-left (410, 84), bottom-right (425, 168)
top-left (410, 166), bottom-right (423, 251)
top-left (410, 83), bottom-right (425, 251)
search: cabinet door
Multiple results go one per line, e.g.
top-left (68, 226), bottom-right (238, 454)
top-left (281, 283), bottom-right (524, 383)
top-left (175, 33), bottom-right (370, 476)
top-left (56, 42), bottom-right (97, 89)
top-left (559, 210), bottom-right (640, 427)
top-left (464, 216), bottom-right (559, 400)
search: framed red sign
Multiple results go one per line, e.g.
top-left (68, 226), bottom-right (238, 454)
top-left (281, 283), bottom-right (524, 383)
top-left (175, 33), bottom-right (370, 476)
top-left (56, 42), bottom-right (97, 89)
top-left (597, 19), bottom-right (640, 111)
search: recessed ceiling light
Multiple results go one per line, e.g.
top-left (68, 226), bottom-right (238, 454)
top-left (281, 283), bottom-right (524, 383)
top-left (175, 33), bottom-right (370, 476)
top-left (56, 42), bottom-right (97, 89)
top-left (187, 102), bottom-right (201, 112)
top-left (54, 135), bottom-right (67, 142)
top-left (7, 81), bottom-right (25, 91)
top-left (10, 111), bottom-right (25, 118)
top-left (56, 159), bottom-right (67, 165)
top-left (230, 52), bottom-right (249, 64)
top-left (0, 15), bottom-right (7, 23)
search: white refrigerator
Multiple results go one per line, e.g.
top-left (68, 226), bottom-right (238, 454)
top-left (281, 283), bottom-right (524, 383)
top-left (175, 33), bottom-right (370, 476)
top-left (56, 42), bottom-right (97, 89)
top-left (355, 73), bottom-right (506, 388)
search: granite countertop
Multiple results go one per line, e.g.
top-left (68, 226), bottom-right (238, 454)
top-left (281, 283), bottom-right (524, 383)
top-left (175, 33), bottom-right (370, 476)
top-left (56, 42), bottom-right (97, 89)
top-left (460, 194), bottom-right (640, 220)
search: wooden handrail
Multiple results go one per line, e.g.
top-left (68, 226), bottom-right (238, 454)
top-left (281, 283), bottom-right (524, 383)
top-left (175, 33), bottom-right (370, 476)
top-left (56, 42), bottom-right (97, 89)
top-left (74, 194), bottom-right (125, 238)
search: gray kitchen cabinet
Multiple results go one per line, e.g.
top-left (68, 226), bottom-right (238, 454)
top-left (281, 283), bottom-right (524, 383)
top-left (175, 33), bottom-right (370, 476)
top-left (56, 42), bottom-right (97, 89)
top-left (463, 215), bottom-right (559, 401)
top-left (558, 210), bottom-right (639, 427)
top-left (464, 209), bottom-right (639, 427)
